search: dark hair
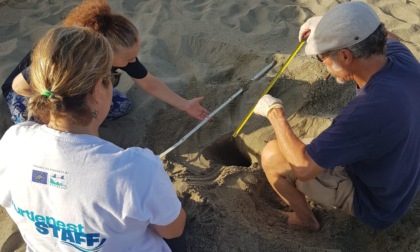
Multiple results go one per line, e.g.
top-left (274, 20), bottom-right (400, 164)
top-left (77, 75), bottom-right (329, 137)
top-left (347, 23), bottom-right (387, 58)
top-left (63, 0), bottom-right (138, 51)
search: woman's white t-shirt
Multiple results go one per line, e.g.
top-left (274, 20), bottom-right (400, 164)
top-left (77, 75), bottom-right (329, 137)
top-left (0, 122), bottom-right (181, 252)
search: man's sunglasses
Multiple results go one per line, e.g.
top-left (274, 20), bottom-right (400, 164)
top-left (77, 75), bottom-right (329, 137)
top-left (316, 50), bottom-right (340, 63)
top-left (316, 54), bottom-right (327, 62)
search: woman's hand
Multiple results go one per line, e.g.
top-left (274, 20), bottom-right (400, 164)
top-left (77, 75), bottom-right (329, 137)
top-left (183, 97), bottom-right (209, 121)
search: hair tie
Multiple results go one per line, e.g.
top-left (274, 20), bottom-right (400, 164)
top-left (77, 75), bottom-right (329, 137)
top-left (41, 90), bottom-right (53, 98)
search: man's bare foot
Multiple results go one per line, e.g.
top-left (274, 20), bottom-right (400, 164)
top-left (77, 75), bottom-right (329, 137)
top-left (280, 211), bottom-right (320, 232)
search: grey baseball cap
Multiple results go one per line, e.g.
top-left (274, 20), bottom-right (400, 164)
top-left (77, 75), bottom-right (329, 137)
top-left (305, 1), bottom-right (381, 55)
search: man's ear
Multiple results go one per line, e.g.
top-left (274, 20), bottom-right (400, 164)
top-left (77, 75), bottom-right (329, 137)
top-left (341, 49), bottom-right (354, 64)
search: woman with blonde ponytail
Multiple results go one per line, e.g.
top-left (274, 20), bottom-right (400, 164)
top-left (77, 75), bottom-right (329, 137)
top-left (0, 26), bottom-right (186, 252)
top-left (28, 26), bottom-right (113, 127)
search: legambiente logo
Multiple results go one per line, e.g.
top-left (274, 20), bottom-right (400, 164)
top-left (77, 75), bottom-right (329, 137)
top-left (11, 200), bottom-right (107, 251)
top-left (32, 168), bottom-right (68, 190)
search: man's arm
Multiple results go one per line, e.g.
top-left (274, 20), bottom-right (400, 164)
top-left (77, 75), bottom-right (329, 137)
top-left (254, 94), bottom-right (324, 181)
top-left (386, 30), bottom-right (401, 41)
top-left (266, 108), bottom-right (324, 181)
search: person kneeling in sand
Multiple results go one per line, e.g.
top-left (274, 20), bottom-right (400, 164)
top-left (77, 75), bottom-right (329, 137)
top-left (0, 26), bottom-right (186, 251)
top-left (2, 0), bottom-right (209, 124)
top-left (253, 1), bottom-right (420, 231)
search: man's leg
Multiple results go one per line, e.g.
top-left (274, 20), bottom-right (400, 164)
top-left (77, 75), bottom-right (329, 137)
top-left (261, 140), bottom-right (320, 231)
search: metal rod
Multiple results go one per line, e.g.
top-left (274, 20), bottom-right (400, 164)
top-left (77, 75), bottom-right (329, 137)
top-left (232, 40), bottom-right (306, 137)
top-left (250, 60), bottom-right (277, 81)
top-left (159, 88), bottom-right (244, 158)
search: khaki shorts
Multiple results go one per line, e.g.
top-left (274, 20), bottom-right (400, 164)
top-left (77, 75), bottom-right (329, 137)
top-left (286, 166), bottom-right (355, 215)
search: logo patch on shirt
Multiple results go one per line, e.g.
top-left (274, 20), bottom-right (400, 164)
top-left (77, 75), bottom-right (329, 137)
top-left (32, 170), bottom-right (48, 184)
top-left (50, 174), bottom-right (67, 189)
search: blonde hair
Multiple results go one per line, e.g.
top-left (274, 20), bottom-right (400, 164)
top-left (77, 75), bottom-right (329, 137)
top-left (27, 26), bottom-right (113, 125)
top-left (63, 0), bottom-right (139, 51)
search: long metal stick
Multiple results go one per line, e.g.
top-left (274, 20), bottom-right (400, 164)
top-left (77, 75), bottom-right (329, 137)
top-left (159, 88), bottom-right (244, 158)
top-left (250, 60), bottom-right (277, 81)
top-left (232, 41), bottom-right (305, 137)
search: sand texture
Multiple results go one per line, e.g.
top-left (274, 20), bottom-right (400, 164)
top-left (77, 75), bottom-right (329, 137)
top-left (1, 0), bottom-right (419, 251)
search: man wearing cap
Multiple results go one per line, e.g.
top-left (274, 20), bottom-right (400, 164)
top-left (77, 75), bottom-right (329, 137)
top-left (253, 1), bottom-right (420, 231)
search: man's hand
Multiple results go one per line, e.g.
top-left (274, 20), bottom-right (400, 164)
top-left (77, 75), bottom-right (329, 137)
top-left (299, 16), bottom-right (323, 42)
top-left (254, 94), bottom-right (283, 117)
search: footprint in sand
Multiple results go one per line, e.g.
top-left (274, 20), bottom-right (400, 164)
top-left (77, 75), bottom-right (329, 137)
top-left (220, 3), bottom-right (306, 34)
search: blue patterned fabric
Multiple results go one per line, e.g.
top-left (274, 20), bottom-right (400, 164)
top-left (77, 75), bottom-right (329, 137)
top-left (2, 52), bottom-right (143, 124)
top-left (105, 88), bottom-right (132, 121)
top-left (5, 88), bottom-right (132, 123)
top-left (5, 90), bottom-right (28, 124)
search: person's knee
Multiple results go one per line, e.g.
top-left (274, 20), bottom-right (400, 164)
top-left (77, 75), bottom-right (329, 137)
top-left (261, 140), bottom-right (287, 174)
top-left (261, 140), bottom-right (277, 166)
top-left (261, 139), bottom-right (293, 178)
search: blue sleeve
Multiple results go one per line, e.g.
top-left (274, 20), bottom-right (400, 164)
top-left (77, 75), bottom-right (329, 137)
top-left (307, 94), bottom-right (404, 170)
top-left (386, 39), bottom-right (412, 56)
top-left (306, 109), bottom-right (368, 169)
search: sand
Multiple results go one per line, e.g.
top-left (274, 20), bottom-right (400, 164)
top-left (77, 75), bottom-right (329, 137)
top-left (1, 0), bottom-right (419, 251)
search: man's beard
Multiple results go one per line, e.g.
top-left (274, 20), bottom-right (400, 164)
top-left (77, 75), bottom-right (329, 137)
top-left (327, 60), bottom-right (346, 84)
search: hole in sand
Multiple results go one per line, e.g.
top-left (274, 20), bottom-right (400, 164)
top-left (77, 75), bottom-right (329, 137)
top-left (202, 134), bottom-right (251, 167)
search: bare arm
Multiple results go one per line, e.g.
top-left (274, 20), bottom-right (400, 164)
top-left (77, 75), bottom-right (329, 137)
top-left (134, 73), bottom-right (188, 109)
top-left (266, 108), bottom-right (324, 181)
top-left (386, 30), bottom-right (401, 41)
top-left (12, 73), bottom-right (33, 97)
top-left (134, 73), bottom-right (209, 120)
top-left (151, 208), bottom-right (186, 239)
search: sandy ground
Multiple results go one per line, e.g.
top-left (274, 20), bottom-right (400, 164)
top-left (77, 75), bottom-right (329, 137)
top-left (0, 0), bottom-right (419, 251)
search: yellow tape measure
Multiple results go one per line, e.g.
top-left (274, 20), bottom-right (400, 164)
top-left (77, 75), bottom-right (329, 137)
top-left (232, 40), bottom-right (306, 137)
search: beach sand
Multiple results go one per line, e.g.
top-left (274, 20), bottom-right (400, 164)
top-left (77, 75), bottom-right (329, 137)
top-left (1, 0), bottom-right (419, 251)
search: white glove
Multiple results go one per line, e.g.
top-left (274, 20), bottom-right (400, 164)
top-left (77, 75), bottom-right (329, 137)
top-left (254, 94), bottom-right (283, 117)
top-left (298, 16), bottom-right (323, 42)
